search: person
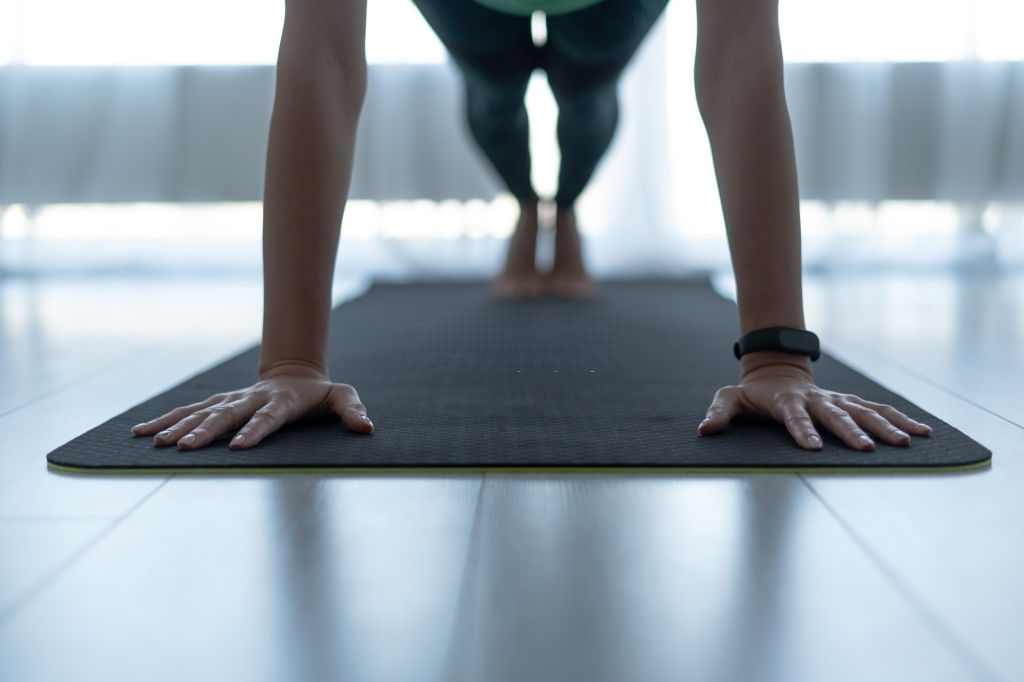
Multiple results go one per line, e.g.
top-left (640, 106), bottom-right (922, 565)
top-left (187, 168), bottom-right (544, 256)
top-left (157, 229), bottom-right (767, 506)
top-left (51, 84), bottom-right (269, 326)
top-left (411, 0), bottom-right (674, 300)
top-left (131, 0), bottom-right (933, 452)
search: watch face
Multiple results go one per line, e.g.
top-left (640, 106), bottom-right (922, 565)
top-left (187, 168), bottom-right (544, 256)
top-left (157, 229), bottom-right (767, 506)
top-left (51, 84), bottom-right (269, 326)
top-left (778, 328), bottom-right (819, 354)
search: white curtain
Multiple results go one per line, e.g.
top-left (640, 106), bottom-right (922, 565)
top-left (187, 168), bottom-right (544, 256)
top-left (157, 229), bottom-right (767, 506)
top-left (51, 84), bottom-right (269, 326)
top-left (1, 0), bottom-right (1023, 277)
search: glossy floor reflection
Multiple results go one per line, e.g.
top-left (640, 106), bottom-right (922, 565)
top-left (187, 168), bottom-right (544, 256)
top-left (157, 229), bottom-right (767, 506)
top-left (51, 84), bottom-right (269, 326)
top-left (804, 272), bottom-right (1024, 426)
top-left (0, 264), bottom-right (1022, 682)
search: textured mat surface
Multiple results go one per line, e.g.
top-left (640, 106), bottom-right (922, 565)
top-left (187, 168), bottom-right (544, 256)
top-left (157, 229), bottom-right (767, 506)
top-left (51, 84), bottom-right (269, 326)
top-left (48, 279), bottom-right (991, 472)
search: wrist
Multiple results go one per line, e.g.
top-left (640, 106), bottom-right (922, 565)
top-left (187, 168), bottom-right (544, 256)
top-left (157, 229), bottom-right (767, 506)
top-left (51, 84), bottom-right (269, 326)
top-left (258, 357), bottom-right (329, 381)
top-left (740, 351), bottom-right (813, 381)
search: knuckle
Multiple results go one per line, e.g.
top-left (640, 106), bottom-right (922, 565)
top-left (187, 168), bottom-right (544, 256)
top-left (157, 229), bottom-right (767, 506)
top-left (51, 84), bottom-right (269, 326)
top-left (251, 409), bottom-right (280, 431)
top-left (778, 395), bottom-right (806, 413)
top-left (167, 407), bottom-right (193, 421)
top-left (209, 404), bottom-right (238, 421)
top-left (847, 402), bottom-right (874, 415)
top-left (866, 403), bottom-right (899, 420)
top-left (713, 385), bottom-right (739, 402)
top-left (785, 412), bottom-right (813, 428)
top-left (822, 403), bottom-right (849, 419)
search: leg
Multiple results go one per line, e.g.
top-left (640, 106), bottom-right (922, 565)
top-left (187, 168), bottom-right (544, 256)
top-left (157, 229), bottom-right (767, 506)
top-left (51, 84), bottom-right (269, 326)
top-left (545, 0), bottom-right (670, 207)
top-left (542, 0), bottom-right (669, 297)
top-left (411, 0), bottom-right (544, 297)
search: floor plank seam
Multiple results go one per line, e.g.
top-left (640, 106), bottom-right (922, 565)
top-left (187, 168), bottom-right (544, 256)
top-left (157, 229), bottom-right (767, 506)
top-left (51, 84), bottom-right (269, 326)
top-left (438, 473), bottom-right (487, 682)
top-left (797, 474), bottom-right (1005, 682)
top-left (1, 333), bottom-right (263, 424)
top-left (0, 346), bottom-right (154, 421)
top-left (0, 477), bottom-right (172, 630)
top-left (0, 516), bottom-right (121, 522)
top-left (831, 343), bottom-right (1024, 433)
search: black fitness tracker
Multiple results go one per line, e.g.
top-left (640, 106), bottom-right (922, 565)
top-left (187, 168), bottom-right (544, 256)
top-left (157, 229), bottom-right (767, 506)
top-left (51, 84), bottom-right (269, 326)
top-left (733, 326), bottom-right (821, 361)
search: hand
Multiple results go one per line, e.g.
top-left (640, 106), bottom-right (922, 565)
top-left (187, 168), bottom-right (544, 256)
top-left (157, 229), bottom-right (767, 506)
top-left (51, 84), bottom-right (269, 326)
top-left (697, 358), bottom-right (932, 450)
top-left (131, 368), bottom-right (373, 450)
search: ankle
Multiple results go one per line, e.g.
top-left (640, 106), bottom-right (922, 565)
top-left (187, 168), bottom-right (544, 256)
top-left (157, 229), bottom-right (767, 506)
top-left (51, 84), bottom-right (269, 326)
top-left (554, 205), bottom-right (578, 234)
top-left (518, 196), bottom-right (539, 215)
top-left (521, 195), bottom-right (540, 212)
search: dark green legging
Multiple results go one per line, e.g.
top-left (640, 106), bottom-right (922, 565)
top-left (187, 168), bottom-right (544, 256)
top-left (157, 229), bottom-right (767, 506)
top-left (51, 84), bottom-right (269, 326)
top-left (411, 0), bottom-right (669, 207)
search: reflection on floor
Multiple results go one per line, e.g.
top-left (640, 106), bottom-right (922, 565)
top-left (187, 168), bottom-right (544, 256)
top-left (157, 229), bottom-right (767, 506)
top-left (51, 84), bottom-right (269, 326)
top-left (1, 247), bottom-right (1022, 681)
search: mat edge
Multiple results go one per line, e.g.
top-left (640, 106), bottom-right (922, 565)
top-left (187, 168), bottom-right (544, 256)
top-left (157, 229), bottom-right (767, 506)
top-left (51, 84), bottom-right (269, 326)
top-left (47, 458), bottom-right (993, 477)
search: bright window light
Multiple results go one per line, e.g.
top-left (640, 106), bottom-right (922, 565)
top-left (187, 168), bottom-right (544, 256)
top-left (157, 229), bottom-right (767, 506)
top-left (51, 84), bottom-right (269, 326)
top-left (1, 0), bottom-right (1022, 66)
top-left (0, 0), bottom-right (445, 65)
top-left (779, 0), bottom-right (1024, 62)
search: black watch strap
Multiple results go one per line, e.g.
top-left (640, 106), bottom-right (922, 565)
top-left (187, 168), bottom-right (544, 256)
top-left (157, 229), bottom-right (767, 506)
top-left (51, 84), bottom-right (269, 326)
top-left (733, 327), bottom-right (821, 361)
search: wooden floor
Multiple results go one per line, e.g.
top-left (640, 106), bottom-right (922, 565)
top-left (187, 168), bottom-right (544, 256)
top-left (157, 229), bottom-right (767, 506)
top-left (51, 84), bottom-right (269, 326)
top-left (1, 263), bottom-right (1022, 682)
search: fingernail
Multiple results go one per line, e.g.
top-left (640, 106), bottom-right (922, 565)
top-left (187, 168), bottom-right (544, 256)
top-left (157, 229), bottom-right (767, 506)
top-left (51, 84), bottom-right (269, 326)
top-left (232, 433), bottom-right (246, 446)
top-left (808, 435), bottom-right (822, 449)
top-left (156, 430), bottom-right (171, 440)
top-left (859, 435), bottom-right (874, 448)
top-left (895, 430), bottom-right (909, 440)
top-left (179, 434), bottom-right (195, 446)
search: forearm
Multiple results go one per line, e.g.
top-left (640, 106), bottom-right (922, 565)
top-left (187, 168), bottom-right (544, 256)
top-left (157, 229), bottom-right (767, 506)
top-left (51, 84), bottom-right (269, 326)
top-left (258, 30), bottom-right (366, 378)
top-left (695, 8), bottom-right (806, 350)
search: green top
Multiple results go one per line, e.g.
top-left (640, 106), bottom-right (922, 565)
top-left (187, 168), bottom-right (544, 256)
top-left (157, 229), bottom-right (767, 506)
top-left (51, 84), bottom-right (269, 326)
top-left (472, 0), bottom-right (605, 16)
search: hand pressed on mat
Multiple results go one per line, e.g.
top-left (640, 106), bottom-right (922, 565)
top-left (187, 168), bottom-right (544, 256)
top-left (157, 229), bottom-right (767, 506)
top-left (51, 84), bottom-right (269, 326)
top-left (698, 355), bottom-right (933, 451)
top-left (133, 359), bottom-right (930, 453)
top-left (132, 367), bottom-right (373, 450)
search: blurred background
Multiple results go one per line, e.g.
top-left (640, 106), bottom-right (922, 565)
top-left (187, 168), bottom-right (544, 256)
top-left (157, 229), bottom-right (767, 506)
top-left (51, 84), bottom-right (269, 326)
top-left (0, 0), bottom-right (1023, 280)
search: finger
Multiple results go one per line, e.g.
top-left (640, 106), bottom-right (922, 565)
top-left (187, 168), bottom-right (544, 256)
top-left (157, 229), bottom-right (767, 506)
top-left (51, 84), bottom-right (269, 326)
top-left (131, 395), bottom-right (224, 436)
top-left (228, 401), bottom-right (292, 450)
top-left (809, 401), bottom-right (874, 451)
top-left (776, 398), bottom-right (824, 450)
top-left (330, 384), bottom-right (373, 434)
top-left (698, 386), bottom-right (743, 435)
top-left (846, 395), bottom-right (933, 436)
top-left (151, 411), bottom-right (210, 447)
top-left (840, 400), bottom-right (912, 447)
top-left (177, 396), bottom-right (261, 450)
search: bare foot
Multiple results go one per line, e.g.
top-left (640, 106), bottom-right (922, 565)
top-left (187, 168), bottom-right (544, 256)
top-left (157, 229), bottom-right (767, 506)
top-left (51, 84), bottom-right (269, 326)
top-left (544, 206), bottom-right (595, 298)
top-left (493, 200), bottom-right (544, 299)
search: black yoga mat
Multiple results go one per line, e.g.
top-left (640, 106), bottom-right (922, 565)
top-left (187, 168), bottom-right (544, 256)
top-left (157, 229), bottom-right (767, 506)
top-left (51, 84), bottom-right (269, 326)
top-left (47, 279), bottom-right (991, 473)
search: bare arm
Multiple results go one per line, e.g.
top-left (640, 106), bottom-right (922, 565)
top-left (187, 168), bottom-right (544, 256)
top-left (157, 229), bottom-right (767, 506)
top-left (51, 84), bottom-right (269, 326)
top-left (693, 0), bottom-right (931, 449)
top-left (133, 0), bottom-right (374, 449)
top-left (260, 0), bottom-right (367, 378)
top-left (694, 0), bottom-right (804, 339)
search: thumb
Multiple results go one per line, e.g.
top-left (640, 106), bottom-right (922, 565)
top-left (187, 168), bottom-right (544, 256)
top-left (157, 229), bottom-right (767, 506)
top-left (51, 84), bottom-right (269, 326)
top-left (329, 384), bottom-right (374, 434)
top-left (699, 386), bottom-right (742, 436)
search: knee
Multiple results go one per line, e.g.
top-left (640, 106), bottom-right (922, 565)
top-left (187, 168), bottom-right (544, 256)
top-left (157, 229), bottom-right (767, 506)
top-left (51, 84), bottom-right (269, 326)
top-left (464, 76), bottom-right (528, 133)
top-left (556, 86), bottom-right (619, 139)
